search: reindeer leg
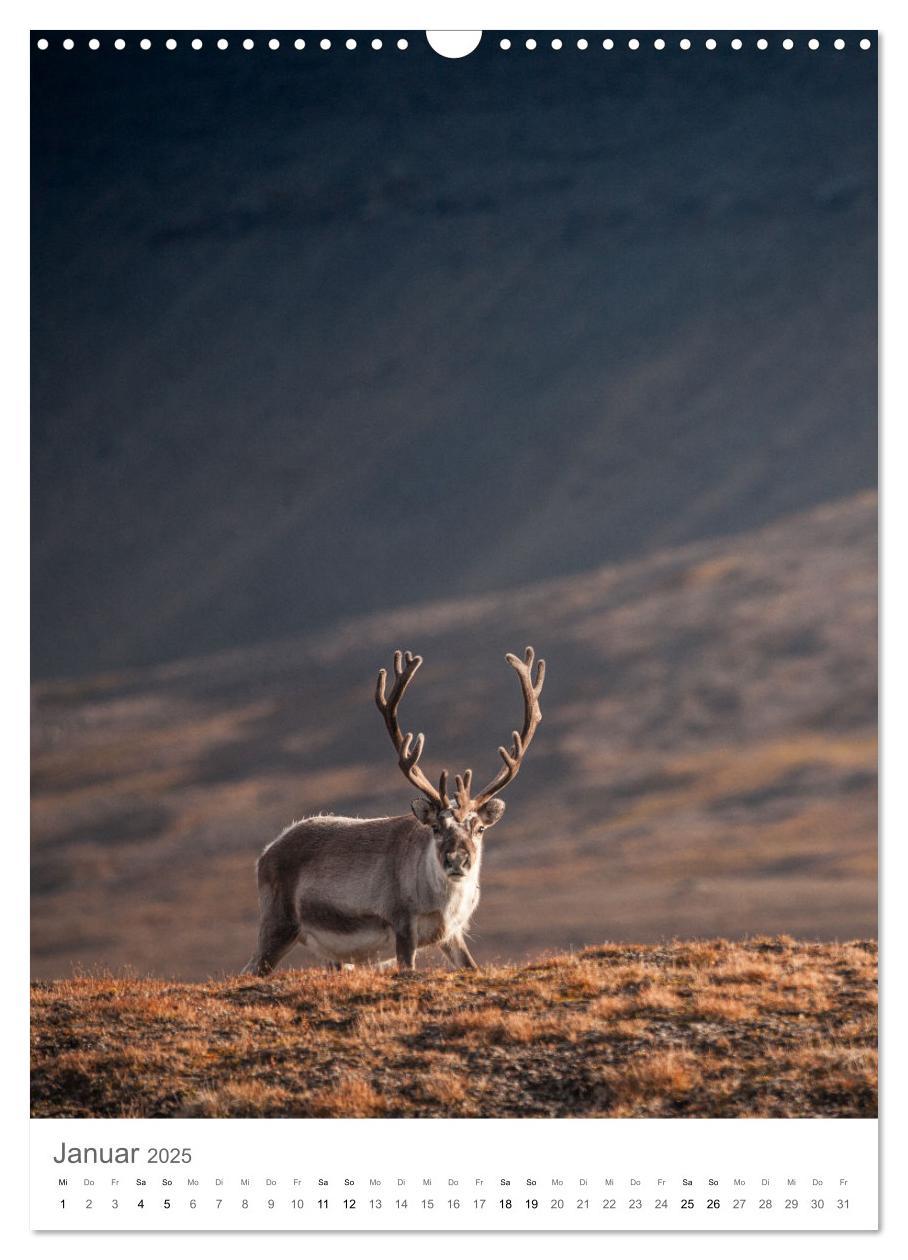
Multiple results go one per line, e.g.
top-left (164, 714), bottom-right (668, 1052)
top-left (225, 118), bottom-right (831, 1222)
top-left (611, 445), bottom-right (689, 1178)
top-left (394, 917), bottom-right (418, 972)
top-left (242, 898), bottom-right (300, 976)
top-left (441, 935), bottom-right (479, 971)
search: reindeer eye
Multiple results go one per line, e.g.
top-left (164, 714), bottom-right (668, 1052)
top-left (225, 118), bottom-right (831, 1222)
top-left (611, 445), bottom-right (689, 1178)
top-left (477, 825), bottom-right (485, 834)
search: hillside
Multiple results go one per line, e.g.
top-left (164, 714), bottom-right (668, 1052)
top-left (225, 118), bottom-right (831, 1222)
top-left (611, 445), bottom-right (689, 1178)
top-left (30, 492), bottom-right (876, 979)
top-left (31, 40), bottom-right (876, 676)
top-left (30, 938), bottom-right (877, 1119)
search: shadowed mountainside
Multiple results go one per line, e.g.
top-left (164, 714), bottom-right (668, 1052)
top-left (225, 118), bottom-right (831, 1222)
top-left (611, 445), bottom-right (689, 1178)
top-left (31, 492), bottom-right (876, 979)
top-left (32, 39), bottom-right (876, 676)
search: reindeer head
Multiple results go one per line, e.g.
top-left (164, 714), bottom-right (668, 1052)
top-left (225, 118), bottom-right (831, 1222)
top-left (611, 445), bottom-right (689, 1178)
top-left (375, 647), bottom-right (545, 877)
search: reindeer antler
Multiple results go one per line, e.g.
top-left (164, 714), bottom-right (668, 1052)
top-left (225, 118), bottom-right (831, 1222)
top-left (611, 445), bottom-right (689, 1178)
top-left (375, 651), bottom-right (450, 808)
top-left (453, 769), bottom-right (474, 815)
top-left (470, 646), bottom-right (545, 808)
top-left (375, 646), bottom-right (544, 814)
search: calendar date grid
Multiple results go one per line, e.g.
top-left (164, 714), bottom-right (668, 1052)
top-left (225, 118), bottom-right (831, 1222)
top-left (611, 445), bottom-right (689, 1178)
top-left (51, 1170), bottom-right (856, 1221)
top-left (31, 1118), bottom-right (877, 1231)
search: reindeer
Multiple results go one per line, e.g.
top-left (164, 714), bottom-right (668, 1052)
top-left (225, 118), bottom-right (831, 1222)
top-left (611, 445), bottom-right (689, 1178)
top-left (242, 647), bottom-right (545, 975)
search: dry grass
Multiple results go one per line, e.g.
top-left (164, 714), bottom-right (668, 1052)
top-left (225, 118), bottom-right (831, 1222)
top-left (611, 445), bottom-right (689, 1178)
top-left (31, 937), bottom-right (876, 1119)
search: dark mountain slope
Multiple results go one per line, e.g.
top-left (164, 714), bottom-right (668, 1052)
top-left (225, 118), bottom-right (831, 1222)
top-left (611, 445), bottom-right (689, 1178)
top-left (32, 39), bottom-right (876, 675)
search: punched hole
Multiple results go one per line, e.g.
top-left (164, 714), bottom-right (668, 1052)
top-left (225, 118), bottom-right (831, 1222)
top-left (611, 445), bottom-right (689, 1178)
top-left (426, 31), bottom-right (481, 58)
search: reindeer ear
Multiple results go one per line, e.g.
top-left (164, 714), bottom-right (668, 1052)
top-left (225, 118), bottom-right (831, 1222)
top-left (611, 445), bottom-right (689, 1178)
top-left (478, 799), bottom-right (506, 827)
top-left (411, 798), bottom-right (438, 826)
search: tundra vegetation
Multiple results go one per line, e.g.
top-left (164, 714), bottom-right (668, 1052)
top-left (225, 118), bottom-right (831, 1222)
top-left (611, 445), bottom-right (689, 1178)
top-left (31, 937), bottom-right (876, 1119)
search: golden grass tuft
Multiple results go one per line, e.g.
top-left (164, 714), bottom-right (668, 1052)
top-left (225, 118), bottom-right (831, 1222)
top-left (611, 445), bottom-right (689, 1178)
top-left (308, 1075), bottom-right (387, 1118)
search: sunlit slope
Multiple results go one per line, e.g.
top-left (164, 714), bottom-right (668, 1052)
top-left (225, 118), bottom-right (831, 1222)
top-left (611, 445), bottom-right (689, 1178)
top-left (31, 493), bottom-right (876, 979)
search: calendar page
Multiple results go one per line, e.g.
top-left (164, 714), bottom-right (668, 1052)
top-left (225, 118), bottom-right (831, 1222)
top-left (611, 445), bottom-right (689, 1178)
top-left (28, 5), bottom-right (879, 1239)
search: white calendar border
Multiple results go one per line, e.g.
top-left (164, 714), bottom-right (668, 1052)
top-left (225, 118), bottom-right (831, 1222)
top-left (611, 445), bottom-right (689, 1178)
top-left (4, 1), bottom-right (903, 32)
top-left (4, 0), bottom-right (903, 1255)
top-left (27, 1115), bottom-right (880, 1232)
